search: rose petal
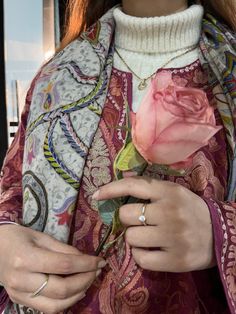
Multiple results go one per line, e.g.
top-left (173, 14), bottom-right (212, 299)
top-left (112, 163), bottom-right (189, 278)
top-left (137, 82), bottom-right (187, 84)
top-left (132, 72), bottom-right (221, 167)
top-left (158, 122), bottom-right (222, 143)
top-left (129, 111), bottom-right (136, 127)
top-left (154, 97), bottom-right (180, 136)
top-left (146, 123), bottom-right (222, 164)
top-left (154, 71), bottom-right (173, 91)
top-left (132, 83), bottom-right (157, 150)
top-left (171, 157), bottom-right (193, 170)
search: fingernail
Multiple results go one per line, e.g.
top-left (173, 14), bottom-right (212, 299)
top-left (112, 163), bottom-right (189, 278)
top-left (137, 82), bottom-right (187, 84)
top-left (96, 269), bottom-right (102, 277)
top-left (92, 190), bottom-right (100, 200)
top-left (98, 260), bottom-right (107, 268)
top-left (122, 171), bottom-right (138, 178)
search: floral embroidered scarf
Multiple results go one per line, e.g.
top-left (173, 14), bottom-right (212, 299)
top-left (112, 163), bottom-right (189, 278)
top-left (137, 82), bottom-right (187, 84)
top-left (199, 14), bottom-right (236, 200)
top-left (21, 8), bottom-right (236, 245)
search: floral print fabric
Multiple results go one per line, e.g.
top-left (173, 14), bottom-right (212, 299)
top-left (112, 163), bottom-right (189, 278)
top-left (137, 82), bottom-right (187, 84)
top-left (1, 62), bottom-right (231, 313)
top-left (1, 9), bottom-right (236, 313)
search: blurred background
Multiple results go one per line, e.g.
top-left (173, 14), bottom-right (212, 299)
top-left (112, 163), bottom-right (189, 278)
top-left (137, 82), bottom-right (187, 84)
top-left (0, 0), bottom-right (67, 167)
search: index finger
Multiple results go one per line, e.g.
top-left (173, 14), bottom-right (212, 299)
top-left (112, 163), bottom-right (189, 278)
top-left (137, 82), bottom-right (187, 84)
top-left (19, 247), bottom-right (106, 275)
top-left (92, 176), bottom-right (161, 201)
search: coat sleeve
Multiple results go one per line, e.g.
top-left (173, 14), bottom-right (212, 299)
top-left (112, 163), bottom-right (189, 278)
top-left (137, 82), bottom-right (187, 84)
top-left (205, 197), bottom-right (236, 314)
top-left (0, 76), bottom-right (39, 224)
top-left (0, 73), bottom-right (39, 311)
top-left (0, 106), bottom-right (28, 225)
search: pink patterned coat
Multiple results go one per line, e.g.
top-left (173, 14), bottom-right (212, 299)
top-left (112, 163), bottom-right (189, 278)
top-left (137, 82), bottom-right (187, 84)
top-left (0, 60), bottom-right (235, 313)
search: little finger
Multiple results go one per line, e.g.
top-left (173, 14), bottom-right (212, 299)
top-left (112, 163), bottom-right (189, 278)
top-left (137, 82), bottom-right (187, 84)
top-left (132, 247), bottom-right (188, 272)
top-left (8, 289), bottom-right (87, 314)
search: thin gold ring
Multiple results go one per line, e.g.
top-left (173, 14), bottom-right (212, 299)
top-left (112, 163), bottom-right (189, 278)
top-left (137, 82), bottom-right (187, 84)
top-left (138, 203), bottom-right (148, 226)
top-left (30, 274), bottom-right (49, 298)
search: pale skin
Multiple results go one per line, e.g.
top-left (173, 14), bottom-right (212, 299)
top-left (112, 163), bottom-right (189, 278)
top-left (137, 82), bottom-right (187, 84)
top-left (122, 0), bottom-right (188, 17)
top-left (0, 224), bottom-right (106, 313)
top-left (0, 0), bottom-right (215, 313)
top-left (92, 176), bottom-right (216, 273)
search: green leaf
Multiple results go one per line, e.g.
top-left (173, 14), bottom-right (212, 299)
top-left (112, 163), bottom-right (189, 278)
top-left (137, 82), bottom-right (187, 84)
top-left (111, 208), bottom-right (124, 235)
top-left (115, 142), bottom-right (146, 172)
top-left (98, 199), bottom-right (121, 226)
top-left (152, 164), bottom-right (187, 176)
top-left (103, 229), bottom-right (126, 251)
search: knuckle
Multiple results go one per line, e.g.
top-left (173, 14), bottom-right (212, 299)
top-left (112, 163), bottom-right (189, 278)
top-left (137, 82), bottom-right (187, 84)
top-left (124, 177), bottom-right (135, 190)
top-left (170, 203), bottom-right (184, 222)
top-left (90, 257), bottom-right (99, 270)
top-left (125, 228), bottom-right (133, 244)
top-left (59, 257), bottom-right (73, 274)
top-left (69, 247), bottom-right (81, 255)
top-left (12, 255), bottom-right (25, 270)
top-left (55, 285), bottom-right (69, 299)
top-left (135, 254), bottom-right (148, 270)
top-left (119, 205), bottom-right (128, 222)
top-left (81, 255), bottom-right (97, 271)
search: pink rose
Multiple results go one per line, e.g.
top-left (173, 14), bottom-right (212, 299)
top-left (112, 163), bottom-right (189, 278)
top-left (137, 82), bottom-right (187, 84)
top-left (131, 71), bottom-right (222, 168)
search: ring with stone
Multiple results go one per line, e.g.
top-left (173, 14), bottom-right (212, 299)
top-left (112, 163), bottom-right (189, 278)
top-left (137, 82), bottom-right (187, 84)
top-left (138, 203), bottom-right (148, 226)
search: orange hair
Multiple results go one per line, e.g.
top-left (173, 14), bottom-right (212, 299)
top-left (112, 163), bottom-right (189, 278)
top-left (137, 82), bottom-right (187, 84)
top-left (60, 0), bottom-right (236, 49)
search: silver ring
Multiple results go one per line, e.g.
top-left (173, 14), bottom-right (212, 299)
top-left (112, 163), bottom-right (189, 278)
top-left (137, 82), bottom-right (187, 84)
top-left (138, 204), bottom-right (148, 226)
top-left (30, 274), bottom-right (49, 298)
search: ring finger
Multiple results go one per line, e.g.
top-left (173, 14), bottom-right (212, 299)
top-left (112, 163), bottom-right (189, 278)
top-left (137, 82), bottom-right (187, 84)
top-left (119, 202), bottom-right (162, 227)
top-left (8, 288), bottom-right (86, 314)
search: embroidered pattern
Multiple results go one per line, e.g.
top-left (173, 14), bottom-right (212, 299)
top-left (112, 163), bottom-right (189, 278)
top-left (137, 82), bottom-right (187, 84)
top-left (1, 9), bottom-right (235, 314)
top-left (22, 171), bottom-right (48, 232)
top-left (67, 65), bottom-right (228, 314)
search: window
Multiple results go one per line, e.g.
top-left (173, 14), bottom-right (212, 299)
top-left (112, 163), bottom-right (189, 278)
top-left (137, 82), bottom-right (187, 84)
top-left (4, 0), bottom-right (58, 143)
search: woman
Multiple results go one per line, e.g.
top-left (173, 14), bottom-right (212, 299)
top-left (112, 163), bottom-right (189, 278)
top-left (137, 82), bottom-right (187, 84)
top-left (0, 0), bottom-right (236, 313)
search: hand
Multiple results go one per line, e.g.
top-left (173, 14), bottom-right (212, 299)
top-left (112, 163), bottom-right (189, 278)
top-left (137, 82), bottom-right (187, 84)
top-left (92, 176), bottom-right (216, 273)
top-left (0, 225), bottom-right (106, 314)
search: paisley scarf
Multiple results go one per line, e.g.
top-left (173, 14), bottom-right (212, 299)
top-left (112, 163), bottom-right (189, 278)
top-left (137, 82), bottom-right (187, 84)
top-left (21, 8), bottom-right (236, 244)
top-left (199, 14), bottom-right (236, 200)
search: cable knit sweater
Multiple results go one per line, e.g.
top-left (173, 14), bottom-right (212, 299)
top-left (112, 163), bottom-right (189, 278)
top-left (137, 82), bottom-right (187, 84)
top-left (113, 5), bottom-right (204, 111)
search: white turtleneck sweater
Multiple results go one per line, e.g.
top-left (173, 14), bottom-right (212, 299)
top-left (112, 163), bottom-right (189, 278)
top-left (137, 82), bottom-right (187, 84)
top-left (113, 5), bottom-right (204, 112)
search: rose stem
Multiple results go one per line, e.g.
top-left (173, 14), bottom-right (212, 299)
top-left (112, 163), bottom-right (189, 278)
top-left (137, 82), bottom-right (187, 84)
top-left (95, 224), bottom-right (113, 256)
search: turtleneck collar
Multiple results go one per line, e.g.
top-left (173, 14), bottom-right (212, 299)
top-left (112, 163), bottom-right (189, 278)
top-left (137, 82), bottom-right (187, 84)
top-left (113, 4), bottom-right (204, 53)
